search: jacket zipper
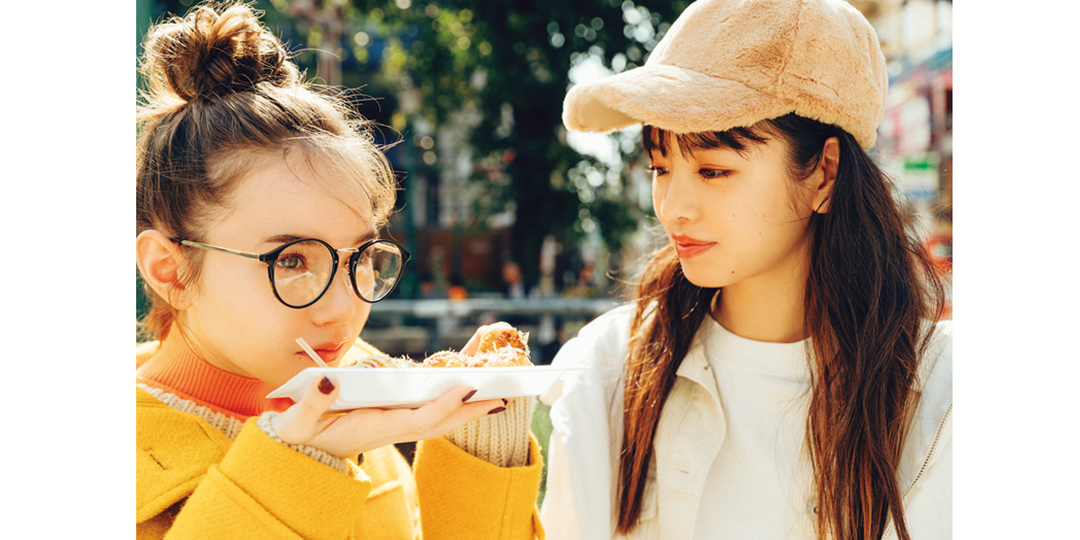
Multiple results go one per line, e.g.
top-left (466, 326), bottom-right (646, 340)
top-left (879, 402), bottom-right (952, 540)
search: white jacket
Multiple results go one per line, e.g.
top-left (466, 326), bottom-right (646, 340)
top-left (541, 304), bottom-right (952, 540)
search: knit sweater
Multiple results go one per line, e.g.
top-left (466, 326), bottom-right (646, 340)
top-left (136, 336), bottom-right (545, 539)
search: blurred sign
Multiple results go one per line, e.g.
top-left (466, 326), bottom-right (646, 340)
top-left (896, 153), bottom-right (939, 204)
top-left (885, 153), bottom-right (940, 242)
top-left (897, 94), bottom-right (931, 155)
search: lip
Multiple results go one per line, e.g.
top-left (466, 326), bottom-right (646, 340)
top-left (671, 234), bottom-right (716, 259)
top-left (303, 338), bottom-right (351, 365)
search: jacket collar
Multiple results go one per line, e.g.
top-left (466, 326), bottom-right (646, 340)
top-left (674, 318), bottom-right (723, 406)
top-left (136, 387), bottom-right (233, 523)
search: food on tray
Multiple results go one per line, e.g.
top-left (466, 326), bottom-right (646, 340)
top-left (420, 350), bottom-right (469, 368)
top-left (344, 325), bottom-right (531, 368)
top-left (478, 325), bottom-right (528, 355)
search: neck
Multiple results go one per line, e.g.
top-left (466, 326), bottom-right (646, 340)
top-left (135, 330), bottom-right (292, 420)
top-left (712, 267), bottom-right (809, 344)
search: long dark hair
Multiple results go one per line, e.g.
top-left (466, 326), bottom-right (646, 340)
top-left (617, 115), bottom-right (945, 540)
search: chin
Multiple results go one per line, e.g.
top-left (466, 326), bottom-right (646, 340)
top-left (679, 262), bottom-right (729, 290)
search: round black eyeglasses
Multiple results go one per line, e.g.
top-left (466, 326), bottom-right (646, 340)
top-left (170, 237), bottom-right (411, 309)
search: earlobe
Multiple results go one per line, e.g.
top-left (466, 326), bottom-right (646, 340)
top-left (135, 230), bottom-right (193, 310)
top-left (812, 137), bottom-right (840, 214)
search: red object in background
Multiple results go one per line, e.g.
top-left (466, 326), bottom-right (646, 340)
top-left (448, 286), bottom-right (468, 301)
top-left (926, 234), bottom-right (952, 272)
top-left (925, 234), bottom-right (952, 320)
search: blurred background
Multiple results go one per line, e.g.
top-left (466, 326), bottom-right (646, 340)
top-left (136, 0), bottom-right (952, 359)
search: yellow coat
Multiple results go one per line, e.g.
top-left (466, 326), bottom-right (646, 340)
top-left (136, 387), bottom-right (544, 539)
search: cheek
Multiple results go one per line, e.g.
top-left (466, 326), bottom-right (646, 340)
top-left (651, 179), bottom-right (663, 214)
top-left (748, 181), bottom-right (807, 226)
top-left (193, 259), bottom-right (278, 318)
top-left (353, 300), bottom-right (372, 329)
top-left (783, 181), bottom-right (817, 217)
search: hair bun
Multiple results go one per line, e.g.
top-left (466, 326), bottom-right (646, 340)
top-left (143, 3), bottom-right (299, 101)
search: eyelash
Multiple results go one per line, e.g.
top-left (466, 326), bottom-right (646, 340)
top-left (647, 166), bottom-right (731, 180)
top-left (698, 169), bottom-right (730, 179)
top-left (276, 253), bottom-right (308, 271)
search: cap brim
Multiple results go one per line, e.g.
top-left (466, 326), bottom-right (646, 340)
top-left (563, 64), bottom-right (793, 135)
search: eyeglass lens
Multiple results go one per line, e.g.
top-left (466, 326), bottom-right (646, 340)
top-left (271, 240), bottom-right (405, 307)
top-left (353, 242), bottom-right (406, 302)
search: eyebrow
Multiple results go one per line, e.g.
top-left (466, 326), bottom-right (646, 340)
top-left (644, 125), bottom-right (763, 159)
top-left (263, 230), bottom-right (380, 247)
top-left (647, 146), bottom-right (741, 164)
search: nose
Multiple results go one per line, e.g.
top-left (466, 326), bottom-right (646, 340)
top-left (654, 168), bottom-right (699, 224)
top-left (310, 259), bottom-right (360, 326)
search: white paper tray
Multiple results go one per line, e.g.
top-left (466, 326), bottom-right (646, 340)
top-left (266, 365), bottom-right (584, 411)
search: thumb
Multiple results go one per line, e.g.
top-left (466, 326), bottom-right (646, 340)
top-left (272, 375), bottom-right (339, 446)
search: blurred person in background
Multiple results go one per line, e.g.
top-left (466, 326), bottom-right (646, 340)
top-left (541, 1), bottom-right (951, 539)
top-left (503, 260), bottom-right (527, 300)
top-left (418, 271), bottom-right (440, 299)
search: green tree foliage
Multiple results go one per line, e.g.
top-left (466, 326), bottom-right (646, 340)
top-left (354, 0), bottom-right (690, 285)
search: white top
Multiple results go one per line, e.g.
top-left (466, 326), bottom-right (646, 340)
top-left (694, 317), bottom-right (813, 539)
top-left (540, 304), bottom-right (952, 540)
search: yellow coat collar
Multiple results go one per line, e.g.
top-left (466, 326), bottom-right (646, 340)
top-left (136, 387), bottom-right (232, 523)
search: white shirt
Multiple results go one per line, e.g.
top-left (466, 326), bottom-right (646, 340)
top-left (541, 304), bottom-right (952, 540)
top-left (694, 317), bottom-right (814, 539)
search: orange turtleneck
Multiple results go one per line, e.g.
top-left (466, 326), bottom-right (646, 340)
top-left (136, 332), bottom-right (293, 421)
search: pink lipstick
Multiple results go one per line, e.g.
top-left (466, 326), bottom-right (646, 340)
top-left (305, 338), bottom-right (350, 365)
top-left (672, 234), bottom-right (716, 259)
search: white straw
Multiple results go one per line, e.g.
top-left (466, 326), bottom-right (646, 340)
top-left (296, 337), bottom-right (330, 368)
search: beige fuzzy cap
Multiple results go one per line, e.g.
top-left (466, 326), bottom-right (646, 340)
top-left (562, 0), bottom-right (888, 149)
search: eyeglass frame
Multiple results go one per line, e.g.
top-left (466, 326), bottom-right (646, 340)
top-left (169, 237), bottom-right (412, 309)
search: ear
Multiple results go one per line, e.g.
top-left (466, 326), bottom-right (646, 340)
top-left (135, 230), bottom-right (193, 310)
top-left (810, 136), bottom-right (840, 214)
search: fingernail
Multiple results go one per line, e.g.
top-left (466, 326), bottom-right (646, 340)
top-left (502, 398), bottom-right (508, 406)
top-left (318, 376), bottom-right (335, 395)
top-left (462, 389), bottom-right (477, 402)
top-left (488, 406), bottom-right (506, 415)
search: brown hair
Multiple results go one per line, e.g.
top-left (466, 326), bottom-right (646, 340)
top-left (136, 1), bottom-right (396, 340)
top-left (616, 116), bottom-right (945, 540)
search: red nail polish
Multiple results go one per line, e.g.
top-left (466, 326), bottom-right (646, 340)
top-left (502, 398), bottom-right (508, 406)
top-left (462, 389), bottom-right (477, 402)
top-left (488, 406), bottom-right (506, 415)
top-left (318, 376), bottom-right (335, 395)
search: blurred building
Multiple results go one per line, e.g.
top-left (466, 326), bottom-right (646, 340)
top-left (856, 0), bottom-right (953, 253)
top-left (852, 0), bottom-right (953, 319)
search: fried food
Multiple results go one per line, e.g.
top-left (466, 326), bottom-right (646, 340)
top-left (424, 325), bottom-right (532, 367)
top-left (477, 326), bottom-right (528, 355)
top-left (350, 353), bottom-right (416, 368)
top-left (347, 325), bottom-right (532, 368)
top-left (421, 350), bottom-right (468, 368)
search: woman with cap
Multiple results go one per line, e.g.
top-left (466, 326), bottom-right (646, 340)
top-left (540, 0), bottom-right (951, 539)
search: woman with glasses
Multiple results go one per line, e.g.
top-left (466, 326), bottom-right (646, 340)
top-left (134, 3), bottom-right (542, 539)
